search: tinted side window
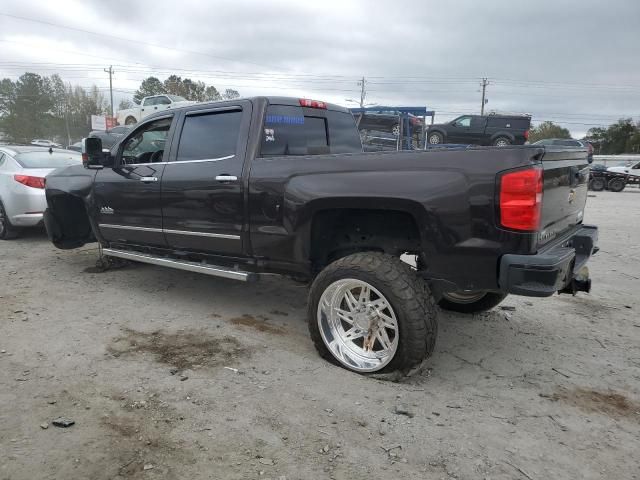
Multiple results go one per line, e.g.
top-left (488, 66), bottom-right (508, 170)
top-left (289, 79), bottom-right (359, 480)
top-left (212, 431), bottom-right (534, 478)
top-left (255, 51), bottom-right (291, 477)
top-left (121, 117), bottom-right (172, 165)
top-left (261, 105), bottom-right (361, 156)
top-left (176, 110), bottom-right (242, 162)
top-left (142, 97), bottom-right (155, 106)
top-left (455, 116), bottom-right (471, 127)
top-left (156, 96), bottom-right (171, 105)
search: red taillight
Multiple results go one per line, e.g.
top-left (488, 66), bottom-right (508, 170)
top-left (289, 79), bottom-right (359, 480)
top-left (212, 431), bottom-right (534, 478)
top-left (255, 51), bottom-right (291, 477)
top-left (82, 153), bottom-right (89, 166)
top-left (299, 98), bottom-right (327, 109)
top-left (499, 167), bottom-right (543, 231)
top-left (14, 174), bottom-right (46, 189)
top-left (523, 130), bottom-right (529, 140)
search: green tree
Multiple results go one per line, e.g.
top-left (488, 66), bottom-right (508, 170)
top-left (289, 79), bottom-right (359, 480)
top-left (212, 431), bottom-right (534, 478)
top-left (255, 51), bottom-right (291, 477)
top-left (133, 76), bottom-right (166, 104)
top-left (528, 121), bottom-right (571, 143)
top-left (1, 73), bottom-right (55, 143)
top-left (204, 85), bottom-right (221, 101)
top-left (586, 119), bottom-right (638, 154)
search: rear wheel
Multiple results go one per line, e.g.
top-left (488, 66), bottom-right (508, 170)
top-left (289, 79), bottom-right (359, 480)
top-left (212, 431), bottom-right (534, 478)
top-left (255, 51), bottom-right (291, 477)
top-left (308, 252), bottom-right (438, 374)
top-left (428, 132), bottom-right (444, 145)
top-left (438, 291), bottom-right (507, 314)
top-left (125, 116), bottom-right (137, 125)
top-left (391, 124), bottom-right (400, 136)
top-left (493, 137), bottom-right (511, 147)
top-left (589, 177), bottom-right (605, 191)
top-left (0, 201), bottom-right (20, 240)
top-left (608, 177), bottom-right (626, 192)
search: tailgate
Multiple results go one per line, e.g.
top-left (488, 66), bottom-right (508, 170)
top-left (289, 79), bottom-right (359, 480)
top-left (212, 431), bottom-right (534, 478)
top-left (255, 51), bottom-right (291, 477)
top-left (538, 147), bottom-right (590, 248)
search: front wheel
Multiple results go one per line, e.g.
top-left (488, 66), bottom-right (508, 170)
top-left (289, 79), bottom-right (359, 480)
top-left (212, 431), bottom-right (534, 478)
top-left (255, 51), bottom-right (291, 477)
top-left (308, 252), bottom-right (438, 374)
top-left (438, 291), bottom-right (508, 314)
top-left (125, 116), bottom-right (137, 125)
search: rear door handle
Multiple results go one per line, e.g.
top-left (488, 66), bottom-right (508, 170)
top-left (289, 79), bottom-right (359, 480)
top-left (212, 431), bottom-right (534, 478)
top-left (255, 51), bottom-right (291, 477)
top-left (140, 176), bottom-right (158, 183)
top-left (215, 175), bottom-right (238, 182)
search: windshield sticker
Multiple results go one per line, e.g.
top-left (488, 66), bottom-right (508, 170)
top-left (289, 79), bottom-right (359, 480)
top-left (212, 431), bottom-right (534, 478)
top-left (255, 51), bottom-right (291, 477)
top-left (265, 115), bottom-right (304, 125)
top-left (264, 128), bottom-right (275, 142)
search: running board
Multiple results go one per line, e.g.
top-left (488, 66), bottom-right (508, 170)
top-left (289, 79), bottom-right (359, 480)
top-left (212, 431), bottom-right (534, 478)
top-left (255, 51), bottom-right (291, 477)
top-left (102, 248), bottom-right (258, 282)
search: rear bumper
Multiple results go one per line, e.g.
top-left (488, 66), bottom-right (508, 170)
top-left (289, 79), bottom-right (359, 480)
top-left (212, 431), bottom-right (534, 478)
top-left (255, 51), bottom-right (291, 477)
top-left (499, 225), bottom-right (598, 297)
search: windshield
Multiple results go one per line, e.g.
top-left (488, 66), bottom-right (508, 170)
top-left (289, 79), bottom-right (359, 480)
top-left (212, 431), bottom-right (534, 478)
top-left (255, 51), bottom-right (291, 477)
top-left (166, 95), bottom-right (187, 102)
top-left (15, 151), bottom-right (82, 168)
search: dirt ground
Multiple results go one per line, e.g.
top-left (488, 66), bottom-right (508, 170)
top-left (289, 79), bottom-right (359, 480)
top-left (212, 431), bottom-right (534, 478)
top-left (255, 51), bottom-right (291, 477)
top-left (1, 190), bottom-right (639, 480)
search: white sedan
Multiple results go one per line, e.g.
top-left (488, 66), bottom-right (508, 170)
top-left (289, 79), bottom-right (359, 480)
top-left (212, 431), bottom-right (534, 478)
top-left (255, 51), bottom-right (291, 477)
top-left (0, 146), bottom-right (81, 239)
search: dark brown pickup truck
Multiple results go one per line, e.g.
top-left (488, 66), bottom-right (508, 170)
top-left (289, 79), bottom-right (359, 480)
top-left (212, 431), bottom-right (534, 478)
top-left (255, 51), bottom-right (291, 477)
top-left (42, 96), bottom-right (598, 374)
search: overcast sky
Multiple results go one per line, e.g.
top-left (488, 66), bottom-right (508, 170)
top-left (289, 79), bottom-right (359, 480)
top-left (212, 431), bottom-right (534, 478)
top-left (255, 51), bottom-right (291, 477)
top-left (1, 0), bottom-right (639, 137)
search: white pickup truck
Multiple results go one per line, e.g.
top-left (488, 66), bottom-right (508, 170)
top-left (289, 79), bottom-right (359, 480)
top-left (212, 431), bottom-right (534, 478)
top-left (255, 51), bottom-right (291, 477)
top-left (116, 95), bottom-right (196, 126)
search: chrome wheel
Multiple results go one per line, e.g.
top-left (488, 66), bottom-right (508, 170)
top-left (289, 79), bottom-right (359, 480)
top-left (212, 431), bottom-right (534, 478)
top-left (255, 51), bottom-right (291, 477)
top-left (392, 124), bottom-right (400, 136)
top-left (495, 138), bottom-right (510, 147)
top-left (441, 290), bottom-right (486, 304)
top-left (317, 279), bottom-right (399, 373)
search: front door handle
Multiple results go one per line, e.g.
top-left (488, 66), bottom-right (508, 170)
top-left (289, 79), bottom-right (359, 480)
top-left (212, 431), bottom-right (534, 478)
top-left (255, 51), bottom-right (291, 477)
top-left (215, 175), bottom-right (238, 182)
top-left (140, 176), bottom-right (158, 183)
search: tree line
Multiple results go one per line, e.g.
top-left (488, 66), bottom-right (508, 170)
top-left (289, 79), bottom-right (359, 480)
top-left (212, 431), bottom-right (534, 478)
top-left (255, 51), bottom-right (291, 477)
top-left (0, 73), bottom-right (241, 145)
top-left (529, 119), bottom-right (640, 154)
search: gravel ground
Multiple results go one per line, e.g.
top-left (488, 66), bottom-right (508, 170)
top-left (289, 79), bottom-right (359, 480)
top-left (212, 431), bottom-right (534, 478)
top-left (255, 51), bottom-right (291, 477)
top-left (1, 190), bottom-right (639, 480)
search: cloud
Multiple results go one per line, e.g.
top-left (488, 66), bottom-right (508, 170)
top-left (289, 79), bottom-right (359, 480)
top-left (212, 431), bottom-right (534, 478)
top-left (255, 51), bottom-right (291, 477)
top-left (0, 0), bottom-right (638, 137)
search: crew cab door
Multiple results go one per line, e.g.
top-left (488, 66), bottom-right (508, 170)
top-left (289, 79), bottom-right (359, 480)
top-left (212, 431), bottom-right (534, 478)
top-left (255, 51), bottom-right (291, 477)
top-left (447, 116), bottom-right (473, 143)
top-left (140, 96), bottom-right (158, 120)
top-left (160, 103), bottom-right (251, 255)
top-left (93, 115), bottom-right (175, 246)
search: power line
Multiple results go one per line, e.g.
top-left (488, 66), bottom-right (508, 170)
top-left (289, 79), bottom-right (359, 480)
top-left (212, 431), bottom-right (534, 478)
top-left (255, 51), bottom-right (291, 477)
top-left (0, 12), bottom-right (283, 71)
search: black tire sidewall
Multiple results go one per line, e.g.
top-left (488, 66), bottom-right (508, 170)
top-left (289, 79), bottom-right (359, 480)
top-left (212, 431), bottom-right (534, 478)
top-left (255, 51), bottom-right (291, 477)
top-left (0, 200), bottom-right (19, 240)
top-left (590, 178), bottom-right (605, 191)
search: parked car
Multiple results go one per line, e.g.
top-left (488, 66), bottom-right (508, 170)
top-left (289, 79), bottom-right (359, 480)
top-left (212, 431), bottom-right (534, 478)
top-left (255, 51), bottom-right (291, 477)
top-left (30, 139), bottom-right (63, 148)
top-left (89, 125), bottom-right (131, 149)
top-left (44, 96), bottom-right (597, 374)
top-left (427, 113), bottom-right (531, 146)
top-left (607, 160), bottom-right (640, 178)
top-left (533, 138), bottom-right (593, 162)
top-left (116, 95), bottom-right (196, 126)
top-left (0, 146), bottom-right (81, 239)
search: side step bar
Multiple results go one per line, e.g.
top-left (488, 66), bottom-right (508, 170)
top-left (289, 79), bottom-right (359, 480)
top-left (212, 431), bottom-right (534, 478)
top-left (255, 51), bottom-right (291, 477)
top-left (102, 248), bottom-right (258, 282)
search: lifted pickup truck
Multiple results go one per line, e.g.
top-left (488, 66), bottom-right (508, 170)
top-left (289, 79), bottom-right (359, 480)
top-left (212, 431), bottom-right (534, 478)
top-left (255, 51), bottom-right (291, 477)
top-left (43, 96), bottom-right (598, 374)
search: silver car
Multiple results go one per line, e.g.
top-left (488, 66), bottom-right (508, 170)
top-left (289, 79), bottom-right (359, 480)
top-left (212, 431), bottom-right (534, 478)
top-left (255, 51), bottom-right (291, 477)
top-left (0, 146), bottom-right (82, 239)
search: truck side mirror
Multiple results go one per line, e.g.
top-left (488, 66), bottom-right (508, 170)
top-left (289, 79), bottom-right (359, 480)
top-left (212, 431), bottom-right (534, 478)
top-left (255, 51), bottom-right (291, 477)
top-left (82, 137), bottom-right (113, 168)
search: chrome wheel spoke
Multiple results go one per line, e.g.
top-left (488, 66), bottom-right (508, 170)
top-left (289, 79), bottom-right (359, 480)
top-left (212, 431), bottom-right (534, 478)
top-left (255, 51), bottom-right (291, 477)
top-left (358, 285), bottom-right (370, 304)
top-left (335, 308), bottom-right (354, 325)
top-left (344, 290), bottom-right (359, 311)
top-left (376, 328), bottom-right (393, 350)
top-left (377, 312), bottom-right (397, 330)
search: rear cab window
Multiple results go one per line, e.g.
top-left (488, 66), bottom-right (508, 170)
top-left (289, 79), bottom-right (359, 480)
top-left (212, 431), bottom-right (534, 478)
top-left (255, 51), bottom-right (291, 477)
top-left (260, 104), bottom-right (362, 157)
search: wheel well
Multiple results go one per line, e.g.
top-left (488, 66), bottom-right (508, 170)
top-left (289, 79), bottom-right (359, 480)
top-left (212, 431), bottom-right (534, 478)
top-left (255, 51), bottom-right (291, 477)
top-left (310, 209), bottom-right (421, 270)
top-left (48, 194), bottom-right (94, 247)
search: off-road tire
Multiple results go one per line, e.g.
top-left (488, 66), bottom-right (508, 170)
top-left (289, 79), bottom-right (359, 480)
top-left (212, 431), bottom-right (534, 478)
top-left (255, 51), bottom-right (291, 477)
top-left (608, 177), bottom-right (626, 192)
top-left (0, 201), bottom-right (20, 240)
top-left (438, 291), bottom-right (508, 314)
top-left (308, 252), bottom-right (438, 374)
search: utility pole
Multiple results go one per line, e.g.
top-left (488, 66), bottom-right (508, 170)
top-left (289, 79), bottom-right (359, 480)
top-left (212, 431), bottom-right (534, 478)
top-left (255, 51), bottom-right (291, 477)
top-left (104, 65), bottom-right (114, 119)
top-left (357, 76), bottom-right (367, 108)
top-left (480, 77), bottom-right (490, 115)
